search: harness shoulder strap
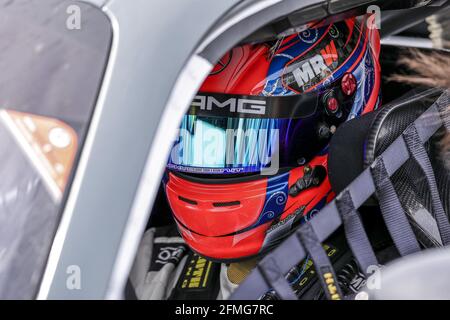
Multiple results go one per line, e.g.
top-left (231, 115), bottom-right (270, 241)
top-left (257, 257), bottom-right (297, 300)
top-left (297, 223), bottom-right (343, 300)
top-left (335, 190), bottom-right (379, 274)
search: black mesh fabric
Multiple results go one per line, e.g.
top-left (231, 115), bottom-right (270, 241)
top-left (363, 89), bottom-right (449, 247)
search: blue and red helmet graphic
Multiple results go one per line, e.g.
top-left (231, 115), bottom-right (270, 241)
top-left (165, 15), bottom-right (381, 261)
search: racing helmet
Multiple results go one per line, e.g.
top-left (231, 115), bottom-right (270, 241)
top-left (164, 15), bottom-right (381, 261)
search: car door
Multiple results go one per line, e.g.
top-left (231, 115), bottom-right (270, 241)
top-left (3, 0), bottom-right (443, 300)
top-left (0, 0), bottom-right (112, 299)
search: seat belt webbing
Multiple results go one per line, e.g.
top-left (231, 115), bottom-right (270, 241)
top-left (257, 256), bottom-right (297, 300)
top-left (297, 223), bottom-right (343, 300)
top-left (370, 157), bottom-right (421, 256)
top-left (335, 190), bottom-right (379, 275)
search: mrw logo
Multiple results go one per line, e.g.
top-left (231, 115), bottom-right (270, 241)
top-left (291, 40), bottom-right (338, 89)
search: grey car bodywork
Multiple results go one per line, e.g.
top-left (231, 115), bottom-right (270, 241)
top-left (38, 0), bottom-right (241, 299)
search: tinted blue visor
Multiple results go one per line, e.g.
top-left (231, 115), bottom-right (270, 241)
top-left (167, 93), bottom-right (322, 175)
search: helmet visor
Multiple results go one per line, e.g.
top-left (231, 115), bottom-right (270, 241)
top-left (167, 92), bottom-right (320, 175)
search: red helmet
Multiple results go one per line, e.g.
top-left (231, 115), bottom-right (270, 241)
top-left (164, 16), bottom-right (381, 261)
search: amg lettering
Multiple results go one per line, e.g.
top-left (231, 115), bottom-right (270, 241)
top-left (192, 95), bottom-right (266, 115)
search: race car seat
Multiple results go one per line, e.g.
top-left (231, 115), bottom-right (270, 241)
top-left (328, 87), bottom-right (450, 248)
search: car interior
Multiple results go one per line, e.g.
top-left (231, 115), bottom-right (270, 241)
top-left (125, 0), bottom-right (450, 300)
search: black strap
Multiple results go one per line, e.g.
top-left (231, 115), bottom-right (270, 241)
top-left (335, 190), bottom-right (378, 275)
top-left (169, 252), bottom-right (222, 300)
top-left (403, 124), bottom-right (450, 245)
top-left (297, 223), bottom-right (343, 300)
top-left (371, 157), bottom-right (421, 256)
top-left (257, 257), bottom-right (297, 300)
